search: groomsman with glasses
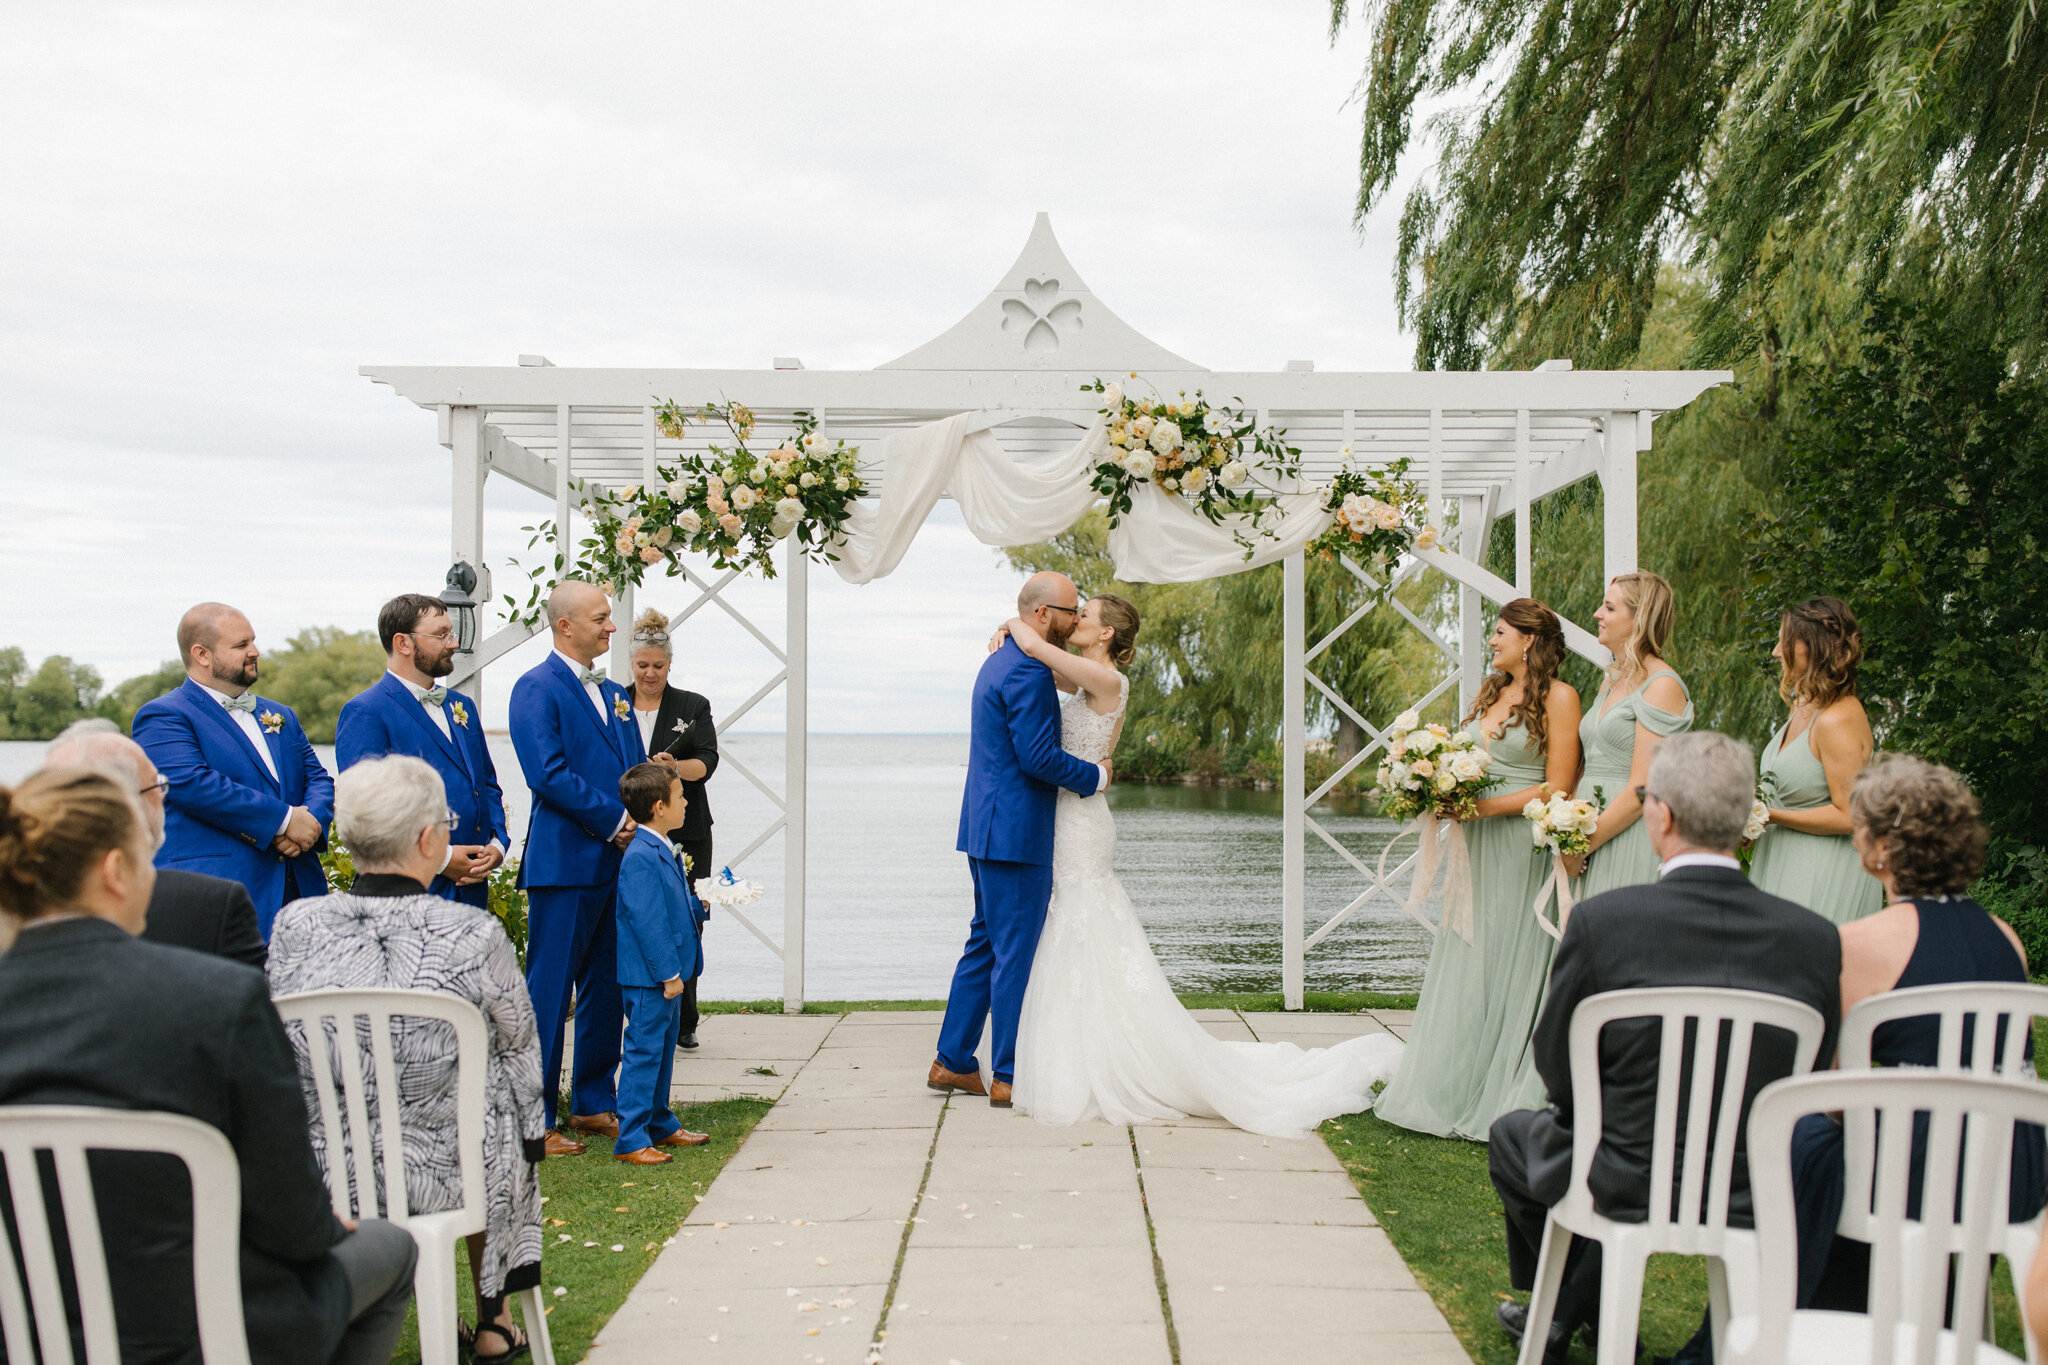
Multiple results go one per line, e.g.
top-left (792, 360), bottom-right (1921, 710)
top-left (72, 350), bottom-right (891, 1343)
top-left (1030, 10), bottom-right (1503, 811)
top-left (133, 603), bottom-right (334, 940)
top-left (335, 593), bottom-right (510, 906)
top-left (509, 580), bottom-right (648, 1156)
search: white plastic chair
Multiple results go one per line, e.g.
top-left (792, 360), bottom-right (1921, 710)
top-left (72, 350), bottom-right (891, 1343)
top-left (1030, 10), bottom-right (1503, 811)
top-left (1839, 982), bottom-right (2048, 1362)
top-left (0, 1106), bottom-right (249, 1365)
top-left (274, 987), bottom-right (555, 1365)
top-left (1520, 987), bottom-right (1828, 1365)
top-left (1731, 1069), bottom-right (2048, 1364)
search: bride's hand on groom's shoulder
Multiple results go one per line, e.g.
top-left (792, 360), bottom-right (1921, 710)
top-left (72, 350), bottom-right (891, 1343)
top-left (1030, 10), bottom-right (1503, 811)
top-left (988, 621), bottom-right (1016, 653)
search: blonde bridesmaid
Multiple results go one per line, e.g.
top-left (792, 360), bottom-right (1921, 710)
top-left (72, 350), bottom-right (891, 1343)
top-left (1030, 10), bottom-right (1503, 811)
top-left (1566, 572), bottom-right (1693, 895)
top-left (1749, 596), bottom-right (1883, 922)
top-left (1377, 598), bottom-right (1582, 1139)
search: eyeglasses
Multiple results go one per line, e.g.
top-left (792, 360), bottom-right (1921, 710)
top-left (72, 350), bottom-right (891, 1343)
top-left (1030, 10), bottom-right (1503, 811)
top-left (1634, 784), bottom-right (1662, 806)
top-left (409, 628), bottom-right (457, 644)
top-left (1043, 603), bottom-right (1079, 617)
top-left (139, 774), bottom-right (170, 797)
top-left (444, 808), bottom-right (461, 832)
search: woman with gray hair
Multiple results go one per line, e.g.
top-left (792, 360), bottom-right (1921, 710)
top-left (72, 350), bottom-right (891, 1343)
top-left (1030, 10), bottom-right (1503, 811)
top-left (269, 755), bottom-right (548, 1363)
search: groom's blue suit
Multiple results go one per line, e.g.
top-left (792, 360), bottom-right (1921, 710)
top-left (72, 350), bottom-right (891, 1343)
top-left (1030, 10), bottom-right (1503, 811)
top-left (938, 638), bottom-right (1104, 1086)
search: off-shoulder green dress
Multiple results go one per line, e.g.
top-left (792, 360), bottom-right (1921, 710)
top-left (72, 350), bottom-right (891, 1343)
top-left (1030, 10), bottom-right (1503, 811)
top-left (1749, 721), bottom-right (1882, 924)
top-left (1375, 719), bottom-right (1556, 1140)
top-left (1576, 667), bottom-right (1694, 898)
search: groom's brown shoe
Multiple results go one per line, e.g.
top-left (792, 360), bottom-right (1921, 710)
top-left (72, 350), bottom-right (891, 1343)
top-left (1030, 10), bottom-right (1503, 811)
top-left (927, 1061), bottom-right (987, 1096)
top-left (989, 1080), bottom-right (1014, 1109)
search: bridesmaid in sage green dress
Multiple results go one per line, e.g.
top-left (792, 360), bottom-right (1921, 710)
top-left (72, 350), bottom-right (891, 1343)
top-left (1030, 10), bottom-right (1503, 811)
top-left (1569, 572), bottom-right (1694, 897)
top-left (1749, 596), bottom-right (1882, 923)
top-left (1377, 599), bottom-right (1582, 1140)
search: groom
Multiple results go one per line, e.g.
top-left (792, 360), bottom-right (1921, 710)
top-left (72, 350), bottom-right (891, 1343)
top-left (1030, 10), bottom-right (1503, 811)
top-left (931, 572), bottom-right (1111, 1108)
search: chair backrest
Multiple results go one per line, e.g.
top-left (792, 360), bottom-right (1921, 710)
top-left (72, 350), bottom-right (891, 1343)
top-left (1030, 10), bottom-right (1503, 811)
top-left (1745, 1070), bottom-right (2048, 1365)
top-left (1836, 981), bottom-right (2048, 1241)
top-left (271, 988), bottom-right (487, 1230)
top-left (1560, 987), bottom-right (1828, 1254)
top-left (0, 1106), bottom-right (248, 1365)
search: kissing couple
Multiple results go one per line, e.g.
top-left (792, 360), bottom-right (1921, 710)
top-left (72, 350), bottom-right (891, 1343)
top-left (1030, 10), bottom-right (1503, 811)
top-left (926, 571), bottom-right (1403, 1138)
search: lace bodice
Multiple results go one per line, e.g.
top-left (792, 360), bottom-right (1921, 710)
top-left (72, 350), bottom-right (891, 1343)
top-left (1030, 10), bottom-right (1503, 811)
top-left (1060, 674), bottom-right (1128, 764)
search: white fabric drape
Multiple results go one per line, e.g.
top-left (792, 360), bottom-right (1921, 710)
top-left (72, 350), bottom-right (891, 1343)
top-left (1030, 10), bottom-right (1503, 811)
top-left (826, 411), bottom-right (1334, 585)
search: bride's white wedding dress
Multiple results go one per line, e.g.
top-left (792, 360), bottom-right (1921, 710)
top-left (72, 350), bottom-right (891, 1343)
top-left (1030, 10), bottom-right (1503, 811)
top-left (1012, 675), bottom-right (1406, 1139)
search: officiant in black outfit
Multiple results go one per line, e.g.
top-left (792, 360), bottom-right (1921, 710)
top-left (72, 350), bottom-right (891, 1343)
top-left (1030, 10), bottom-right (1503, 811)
top-left (628, 607), bottom-right (719, 1048)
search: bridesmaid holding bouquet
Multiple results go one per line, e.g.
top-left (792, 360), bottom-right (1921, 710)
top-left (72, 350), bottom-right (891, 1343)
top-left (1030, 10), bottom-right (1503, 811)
top-left (1749, 596), bottom-right (1883, 922)
top-left (1377, 599), bottom-right (1582, 1140)
top-left (1568, 572), bottom-right (1693, 896)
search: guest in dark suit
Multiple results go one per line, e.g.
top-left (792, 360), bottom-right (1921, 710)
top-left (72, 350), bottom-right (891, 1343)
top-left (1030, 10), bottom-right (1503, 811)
top-left (626, 606), bottom-right (719, 1047)
top-left (334, 592), bottom-right (511, 907)
top-left (507, 580), bottom-right (647, 1155)
top-left (1488, 731), bottom-right (1842, 1362)
top-left (132, 602), bottom-right (334, 939)
top-left (0, 766), bottom-right (417, 1365)
top-left (45, 719), bottom-right (268, 968)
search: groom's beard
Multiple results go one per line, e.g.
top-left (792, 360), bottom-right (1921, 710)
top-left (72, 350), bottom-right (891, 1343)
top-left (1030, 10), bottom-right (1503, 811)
top-left (1045, 618), bottom-right (1076, 648)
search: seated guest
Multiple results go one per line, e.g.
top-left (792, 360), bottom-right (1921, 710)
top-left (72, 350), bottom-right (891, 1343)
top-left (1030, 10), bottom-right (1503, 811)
top-left (1788, 754), bottom-right (2044, 1313)
top-left (1488, 732), bottom-right (1841, 1363)
top-left (268, 755), bottom-right (547, 1364)
top-left (46, 718), bottom-right (267, 968)
top-left (0, 767), bottom-right (417, 1365)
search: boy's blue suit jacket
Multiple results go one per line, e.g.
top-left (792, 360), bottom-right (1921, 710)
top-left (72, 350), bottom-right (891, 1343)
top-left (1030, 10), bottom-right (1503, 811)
top-left (132, 679), bottom-right (335, 911)
top-left (507, 653), bottom-right (648, 890)
top-left (334, 673), bottom-right (509, 852)
top-left (616, 827), bottom-right (703, 988)
top-left (956, 639), bottom-right (1101, 867)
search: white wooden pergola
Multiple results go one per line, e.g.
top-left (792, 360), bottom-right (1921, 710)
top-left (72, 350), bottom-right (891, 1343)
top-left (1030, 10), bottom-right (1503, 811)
top-left (364, 214), bottom-right (1731, 1011)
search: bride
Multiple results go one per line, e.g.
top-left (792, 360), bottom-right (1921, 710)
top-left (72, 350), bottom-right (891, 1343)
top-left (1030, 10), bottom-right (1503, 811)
top-left (993, 595), bottom-right (1404, 1140)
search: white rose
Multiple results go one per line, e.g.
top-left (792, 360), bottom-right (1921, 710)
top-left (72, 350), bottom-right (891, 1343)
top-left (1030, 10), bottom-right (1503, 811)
top-left (800, 472), bottom-right (818, 488)
top-left (1162, 476), bottom-right (1180, 491)
top-left (1203, 407), bottom-right (1230, 436)
top-left (748, 466), bottom-right (766, 485)
top-left (675, 508), bottom-right (702, 534)
top-left (1102, 382), bottom-right (1124, 409)
top-left (730, 484), bottom-right (759, 510)
top-left (774, 496), bottom-right (804, 522)
top-left (834, 475), bottom-right (850, 491)
top-left (1181, 466), bottom-right (1208, 493)
top-left (652, 525), bottom-right (674, 547)
top-left (1449, 752), bottom-right (1484, 782)
top-left (665, 477), bottom-right (696, 501)
top-left (1132, 415), bottom-right (1154, 439)
top-left (1532, 824), bottom-right (1550, 848)
top-left (1149, 421), bottom-right (1182, 454)
top-left (1391, 709), bottom-right (1421, 736)
top-left (802, 431), bottom-right (828, 455)
top-left (1218, 460), bottom-right (1247, 488)
top-left (1434, 769), bottom-right (1458, 794)
top-left (1122, 450), bottom-right (1156, 480)
top-left (1523, 798), bottom-right (1546, 820)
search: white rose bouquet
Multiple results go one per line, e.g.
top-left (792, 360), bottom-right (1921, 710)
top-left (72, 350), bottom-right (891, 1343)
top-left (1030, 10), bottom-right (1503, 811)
top-left (1372, 710), bottom-right (1496, 822)
top-left (1082, 375), bottom-right (1302, 549)
top-left (1523, 789), bottom-right (1602, 859)
top-left (1738, 773), bottom-right (1779, 870)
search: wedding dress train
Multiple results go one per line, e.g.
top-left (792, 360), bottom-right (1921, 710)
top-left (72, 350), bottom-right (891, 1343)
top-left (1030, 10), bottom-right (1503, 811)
top-left (1012, 676), bottom-right (1405, 1139)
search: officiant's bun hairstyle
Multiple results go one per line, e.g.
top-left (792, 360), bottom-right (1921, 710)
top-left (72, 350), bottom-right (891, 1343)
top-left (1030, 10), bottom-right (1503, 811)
top-left (0, 769), bottom-right (146, 921)
top-left (631, 607), bottom-right (673, 659)
top-left (1093, 593), bottom-right (1141, 668)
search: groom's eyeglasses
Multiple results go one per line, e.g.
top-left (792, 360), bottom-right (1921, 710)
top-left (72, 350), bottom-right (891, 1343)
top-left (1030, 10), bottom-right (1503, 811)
top-left (1044, 604), bottom-right (1079, 617)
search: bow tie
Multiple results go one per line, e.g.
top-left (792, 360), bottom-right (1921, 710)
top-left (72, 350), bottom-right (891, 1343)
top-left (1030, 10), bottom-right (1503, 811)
top-left (579, 667), bottom-right (607, 687)
top-left (420, 687), bottom-right (448, 707)
top-left (221, 693), bottom-right (258, 714)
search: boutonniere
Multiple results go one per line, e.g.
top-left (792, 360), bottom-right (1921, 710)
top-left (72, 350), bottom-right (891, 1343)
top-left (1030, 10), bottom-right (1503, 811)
top-left (259, 710), bottom-right (285, 734)
top-left (614, 696), bottom-right (631, 721)
top-left (671, 717), bottom-right (690, 736)
top-left (450, 701), bottom-right (470, 728)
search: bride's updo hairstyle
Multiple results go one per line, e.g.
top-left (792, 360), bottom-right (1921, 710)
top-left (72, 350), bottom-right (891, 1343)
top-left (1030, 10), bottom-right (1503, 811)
top-left (1092, 593), bottom-right (1141, 667)
top-left (1462, 598), bottom-right (1567, 755)
top-left (0, 768), bottom-right (147, 923)
top-left (631, 606), bottom-right (673, 660)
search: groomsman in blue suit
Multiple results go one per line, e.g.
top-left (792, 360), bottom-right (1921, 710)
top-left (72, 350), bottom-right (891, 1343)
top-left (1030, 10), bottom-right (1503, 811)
top-left (933, 572), bottom-right (1109, 1109)
top-left (508, 580), bottom-right (648, 1154)
top-left (133, 603), bottom-right (335, 940)
top-left (335, 593), bottom-right (509, 906)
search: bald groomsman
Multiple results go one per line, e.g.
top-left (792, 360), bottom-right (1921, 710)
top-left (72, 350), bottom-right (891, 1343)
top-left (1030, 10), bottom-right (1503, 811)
top-left (509, 580), bottom-right (648, 1155)
top-left (133, 603), bottom-right (334, 939)
top-left (335, 593), bottom-right (509, 906)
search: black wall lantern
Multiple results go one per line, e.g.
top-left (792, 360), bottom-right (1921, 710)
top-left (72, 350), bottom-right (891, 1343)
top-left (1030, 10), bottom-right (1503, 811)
top-left (440, 560), bottom-right (481, 654)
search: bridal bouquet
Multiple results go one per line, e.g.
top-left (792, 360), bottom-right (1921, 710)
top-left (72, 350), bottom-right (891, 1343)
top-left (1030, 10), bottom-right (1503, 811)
top-left (1373, 711), bottom-right (1495, 822)
top-left (1524, 788), bottom-right (1601, 858)
top-left (1082, 377), bottom-right (1302, 539)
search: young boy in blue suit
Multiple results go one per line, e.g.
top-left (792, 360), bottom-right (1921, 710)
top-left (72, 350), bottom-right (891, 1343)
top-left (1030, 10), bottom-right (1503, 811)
top-left (613, 761), bottom-right (712, 1163)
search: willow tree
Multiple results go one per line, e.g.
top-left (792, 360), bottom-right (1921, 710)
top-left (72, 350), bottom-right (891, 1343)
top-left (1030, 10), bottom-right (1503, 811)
top-left (1331, 0), bottom-right (2048, 373)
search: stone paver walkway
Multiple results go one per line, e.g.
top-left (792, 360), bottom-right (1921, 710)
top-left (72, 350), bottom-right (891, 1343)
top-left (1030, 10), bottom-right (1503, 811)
top-left (588, 1009), bottom-right (1466, 1365)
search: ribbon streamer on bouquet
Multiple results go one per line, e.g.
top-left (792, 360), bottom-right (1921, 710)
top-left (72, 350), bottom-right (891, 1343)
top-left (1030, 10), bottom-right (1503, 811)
top-left (1531, 853), bottom-right (1577, 942)
top-left (1375, 811), bottom-right (1476, 944)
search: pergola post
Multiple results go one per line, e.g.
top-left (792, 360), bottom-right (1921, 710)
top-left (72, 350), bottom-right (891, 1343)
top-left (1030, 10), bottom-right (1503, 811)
top-left (1601, 410), bottom-right (1642, 583)
top-left (1457, 493), bottom-right (1490, 717)
top-left (1282, 550), bottom-right (1306, 1011)
top-left (783, 543), bottom-right (808, 1014)
top-left (448, 404), bottom-right (487, 707)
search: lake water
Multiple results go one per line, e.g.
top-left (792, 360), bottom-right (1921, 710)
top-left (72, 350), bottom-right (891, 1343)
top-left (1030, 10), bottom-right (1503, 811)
top-left (0, 735), bottom-right (1435, 999)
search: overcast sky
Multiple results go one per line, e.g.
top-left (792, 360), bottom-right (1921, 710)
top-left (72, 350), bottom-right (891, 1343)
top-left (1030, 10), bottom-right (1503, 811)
top-left (2, 1), bottom-right (1419, 731)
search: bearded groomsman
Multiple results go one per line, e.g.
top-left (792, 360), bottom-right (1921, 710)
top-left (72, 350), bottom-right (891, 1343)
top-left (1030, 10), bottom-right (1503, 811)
top-left (134, 603), bottom-right (334, 940)
top-left (509, 580), bottom-right (648, 1155)
top-left (335, 593), bottom-right (510, 907)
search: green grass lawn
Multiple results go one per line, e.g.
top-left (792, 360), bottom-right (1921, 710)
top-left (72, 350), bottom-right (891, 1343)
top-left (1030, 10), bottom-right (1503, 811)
top-left (388, 1096), bottom-right (771, 1365)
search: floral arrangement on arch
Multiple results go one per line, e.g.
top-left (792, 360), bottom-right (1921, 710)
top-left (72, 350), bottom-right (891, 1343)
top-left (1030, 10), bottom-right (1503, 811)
top-left (1308, 457), bottom-right (1439, 569)
top-left (1082, 377), bottom-right (1303, 545)
top-left (504, 401), bottom-right (867, 623)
